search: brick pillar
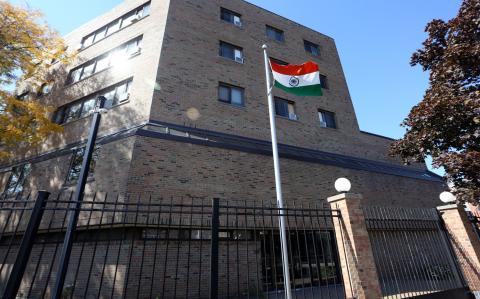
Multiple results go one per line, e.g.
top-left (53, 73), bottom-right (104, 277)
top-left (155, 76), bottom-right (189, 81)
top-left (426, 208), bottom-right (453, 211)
top-left (438, 204), bottom-right (480, 293)
top-left (328, 193), bottom-right (382, 299)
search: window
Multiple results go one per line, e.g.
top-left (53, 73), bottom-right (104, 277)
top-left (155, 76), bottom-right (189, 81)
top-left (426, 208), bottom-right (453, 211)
top-left (220, 8), bottom-right (242, 26)
top-left (80, 2), bottom-right (150, 48)
top-left (266, 25), bottom-right (284, 42)
top-left (65, 102), bottom-right (82, 123)
top-left (103, 80), bottom-right (131, 108)
top-left (80, 61), bottom-right (95, 80)
top-left (274, 97), bottom-right (297, 120)
top-left (38, 83), bottom-right (52, 96)
top-left (106, 19), bottom-right (120, 36)
top-left (53, 79), bottom-right (132, 124)
top-left (121, 11), bottom-right (138, 26)
top-left (320, 74), bottom-right (328, 89)
top-left (93, 27), bottom-right (107, 43)
top-left (67, 36), bottom-right (142, 84)
top-left (3, 164), bottom-right (31, 197)
top-left (95, 54), bottom-right (110, 72)
top-left (219, 41), bottom-right (244, 63)
top-left (318, 110), bottom-right (336, 128)
top-left (66, 147), bottom-right (99, 184)
top-left (82, 34), bottom-right (95, 48)
top-left (80, 98), bottom-right (96, 118)
top-left (270, 57), bottom-right (288, 66)
top-left (218, 83), bottom-right (244, 106)
top-left (304, 40), bottom-right (320, 56)
top-left (16, 91), bottom-right (30, 101)
top-left (125, 38), bottom-right (142, 56)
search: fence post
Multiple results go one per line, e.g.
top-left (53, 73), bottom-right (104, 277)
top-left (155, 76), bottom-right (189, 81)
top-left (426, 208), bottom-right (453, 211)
top-left (210, 198), bottom-right (219, 299)
top-left (51, 97), bottom-right (105, 299)
top-left (2, 191), bottom-right (49, 299)
top-left (438, 204), bottom-right (480, 294)
top-left (327, 193), bottom-right (382, 299)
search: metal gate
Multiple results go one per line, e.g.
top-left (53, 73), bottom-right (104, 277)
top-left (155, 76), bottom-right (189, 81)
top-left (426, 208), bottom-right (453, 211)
top-left (363, 205), bottom-right (467, 299)
top-left (0, 192), bottom-right (345, 299)
top-left (210, 198), bottom-right (345, 299)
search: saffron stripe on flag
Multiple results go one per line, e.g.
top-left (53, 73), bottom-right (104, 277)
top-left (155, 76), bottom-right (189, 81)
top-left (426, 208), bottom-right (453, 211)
top-left (270, 61), bottom-right (319, 76)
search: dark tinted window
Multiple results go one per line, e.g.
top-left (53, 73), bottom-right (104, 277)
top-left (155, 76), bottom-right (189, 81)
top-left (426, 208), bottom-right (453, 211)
top-left (219, 41), bottom-right (243, 63)
top-left (275, 97), bottom-right (297, 120)
top-left (320, 74), bottom-right (328, 89)
top-left (304, 40), bottom-right (320, 56)
top-left (54, 79), bottom-right (132, 124)
top-left (218, 83), bottom-right (244, 106)
top-left (3, 164), bottom-right (31, 197)
top-left (270, 57), bottom-right (288, 66)
top-left (266, 25), bottom-right (284, 42)
top-left (318, 110), bottom-right (336, 128)
top-left (220, 8), bottom-right (242, 26)
top-left (66, 147), bottom-right (99, 183)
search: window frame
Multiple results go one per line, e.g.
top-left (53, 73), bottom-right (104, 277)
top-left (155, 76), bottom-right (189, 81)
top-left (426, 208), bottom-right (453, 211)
top-left (65, 147), bottom-right (99, 184)
top-left (320, 74), bottom-right (328, 89)
top-left (220, 7), bottom-right (242, 27)
top-left (218, 83), bottom-right (245, 107)
top-left (219, 41), bottom-right (244, 63)
top-left (304, 40), bottom-right (320, 56)
top-left (318, 109), bottom-right (336, 129)
top-left (274, 97), bottom-right (297, 120)
top-left (266, 25), bottom-right (285, 42)
top-left (16, 91), bottom-right (30, 101)
top-left (54, 78), bottom-right (133, 125)
top-left (3, 164), bottom-right (31, 198)
top-left (80, 2), bottom-right (150, 49)
top-left (270, 57), bottom-right (288, 66)
top-left (67, 36), bottom-right (142, 85)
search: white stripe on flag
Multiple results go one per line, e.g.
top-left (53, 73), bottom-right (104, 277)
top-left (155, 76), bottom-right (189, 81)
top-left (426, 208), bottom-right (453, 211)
top-left (272, 71), bottom-right (320, 88)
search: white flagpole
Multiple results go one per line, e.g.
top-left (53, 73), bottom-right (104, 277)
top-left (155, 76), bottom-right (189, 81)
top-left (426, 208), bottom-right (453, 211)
top-left (262, 44), bottom-right (293, 299)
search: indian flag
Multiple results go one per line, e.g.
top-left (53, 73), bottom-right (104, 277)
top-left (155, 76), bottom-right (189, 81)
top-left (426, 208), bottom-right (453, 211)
top-left (270, 60), bottom-right (323, 96)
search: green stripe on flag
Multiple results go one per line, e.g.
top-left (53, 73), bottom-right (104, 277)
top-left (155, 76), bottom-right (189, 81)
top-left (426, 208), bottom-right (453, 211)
top-left (274, 81), bottom-right (323, 96)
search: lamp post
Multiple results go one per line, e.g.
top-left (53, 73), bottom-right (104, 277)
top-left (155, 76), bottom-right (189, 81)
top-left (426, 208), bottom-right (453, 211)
top-left (51, 96), bottom-right (107, 299)
top-left (439, 191), bottom-right (456, 204)
top-left (334, 177), bottom-right (351, 193)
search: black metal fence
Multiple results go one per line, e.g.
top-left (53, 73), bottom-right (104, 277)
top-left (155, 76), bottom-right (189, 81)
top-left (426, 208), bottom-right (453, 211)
top-left (0, 192), bottom-right (345, 299)
top-left (363, 206), bottom-right (465, 299)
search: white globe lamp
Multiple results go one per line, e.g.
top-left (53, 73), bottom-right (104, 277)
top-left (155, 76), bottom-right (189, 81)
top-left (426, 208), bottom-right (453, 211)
top-left (334, 178), bottom-right (351, 193)
top-left (439, 191), bottom-right (456, 203)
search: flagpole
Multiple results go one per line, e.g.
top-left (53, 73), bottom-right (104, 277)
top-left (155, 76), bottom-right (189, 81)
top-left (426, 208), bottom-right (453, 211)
top-left (262, 44), bottom-right (293, 299)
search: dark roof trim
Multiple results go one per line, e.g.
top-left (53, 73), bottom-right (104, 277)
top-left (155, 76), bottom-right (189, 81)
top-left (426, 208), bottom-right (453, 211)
top-left (144, 120), bottom-right (443, 183)
top-left (360, 130), bottom-right (396, 141)
top-left (0, 120), bottom-right (442, 184)
top-left (0, 124), bottom-right (144, 172)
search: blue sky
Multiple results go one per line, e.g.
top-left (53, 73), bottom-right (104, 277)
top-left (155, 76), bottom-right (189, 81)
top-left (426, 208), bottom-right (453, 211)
top-left (11, 0), bottom-right (461, 173)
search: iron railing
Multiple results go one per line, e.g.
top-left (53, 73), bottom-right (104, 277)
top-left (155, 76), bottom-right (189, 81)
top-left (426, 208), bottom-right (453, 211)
top-left (363, 205), bottom-right (465, 299)
top-left (0, 192), bottom-right (345, 299)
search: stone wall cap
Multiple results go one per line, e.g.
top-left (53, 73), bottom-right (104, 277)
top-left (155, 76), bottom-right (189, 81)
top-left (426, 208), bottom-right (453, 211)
top-left (437, 204), bottom-right (458, 211)
top-left (327, 193), bottom-right (363, 203)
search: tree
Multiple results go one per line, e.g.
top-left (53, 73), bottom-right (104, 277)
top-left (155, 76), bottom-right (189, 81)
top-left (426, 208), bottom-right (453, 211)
top-left (391, 0), bottom-right (480, 202)
top-left (0, 1), bottom-right (71, 160)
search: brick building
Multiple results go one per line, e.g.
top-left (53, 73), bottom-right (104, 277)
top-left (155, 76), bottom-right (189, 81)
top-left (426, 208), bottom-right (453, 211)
top-left (0, 1), bottom-right (463, 298)
top-left (0, 0), bottom-right (444, 206)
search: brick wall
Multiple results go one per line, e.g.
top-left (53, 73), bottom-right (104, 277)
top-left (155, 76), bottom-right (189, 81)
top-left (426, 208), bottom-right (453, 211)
top-left (125, 135), bottom-right (442, 208)
top-left (151, 0), bottom-right (418, 167)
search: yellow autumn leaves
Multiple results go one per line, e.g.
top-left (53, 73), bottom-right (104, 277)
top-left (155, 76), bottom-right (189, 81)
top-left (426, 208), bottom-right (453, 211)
top-left (0, 2), bottom-right (72, 160)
